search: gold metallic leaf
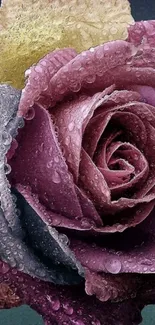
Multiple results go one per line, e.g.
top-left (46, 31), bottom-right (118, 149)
top-left (0, 0), bottom-right (134, 88)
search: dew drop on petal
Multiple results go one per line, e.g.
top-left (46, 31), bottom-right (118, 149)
top-left (54, 156), bottom-right (59, 163)
top-left (59, 234), bottom-right (70, 245)
top-left (51, 170), bottom-right (61, 184)
top-left (24, 107), bottom-right (35, 120)
top-left (105, 259), bottom-right (122, 274)
top-left (46, 161), bottom-right (53, 169)
top-left (71, 320), bottom-right (85, 325)
top-left (47, 296), bottom-right (60, 311)
top-left (81, 218), bottom-right (91, 228)
top-left (68, 121), bottom-right (75, 131)
top-left (4, 164), bottom-right (11, 175)
top-left (38, 142), bottom-right (44, 152)
top-left (2, 131), bottom-right (12, 146)
top-left (91, 321), bottom-right (101, 325)
top-left (1, 263), bottom-right (10, 274)
top-left (63, 303), bottom-right (74, 315)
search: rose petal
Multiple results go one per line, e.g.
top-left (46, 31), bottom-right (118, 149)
top-left (100, 142), bottom-right (149, 196)
top-left (18, 48), bottom-right (77, 116)
top-left (10, 104), bottom-right (83, 220)
top-left (96, 89), bottom-right (142, 111)
top-left (79, 149), bottom-right (110, 206)
top-left (126, 85), bottom-right (155, 107)
top-left (14, 183), bottom-right (102, 233)
top-left (71, 208), bottom-right (155, 274)
top-left (127, 20), bottom-right (155, 47)
top-left (12, 187), bottom-right (84, 284)
top-left (75, 186), bottom-right (103, 227)
top-left (0, 205), bottom-right (68, 283)
top-left (0, 259), bottom-right (144, 325)
top-left (53, 89), bottom-right (112, 180)
top-left (85, 269), bottom-right (141, 302)
top-left (83, 111), bottom-right (114, 158)
top-left (0, 85), bottom-right (24, 235)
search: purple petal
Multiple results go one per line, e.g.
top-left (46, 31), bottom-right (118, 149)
top-left (126, 85), bottom-right (155, 106)
top-left (127, 20), bottom-right (155, 47)
top-left (18, 38), bottom-right (155, 118)
top-left (10, 104), bottom-right (83, 220)
top-left (18, 48), bottom-right (77, 117)
top-left (0, 259), bottom-right (144, 325)
top-left (79, 149), bottom-right (110, 207)
top-left (71, 207), bottom-right (155, 275)
top-left (85, 269), bottom-right (140, 302)
top-left (52, 90), bottom-right (109, 181)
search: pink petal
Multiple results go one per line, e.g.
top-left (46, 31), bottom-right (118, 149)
top-left (127, 20), bottom-right (155, 47)
top-left (83, 111), bottom-right (114, 158)
top-left (0, 259), bottom-right (144, 325)
top-left (10, 105), bottom-right (83, 219)
top-left (79, 149), bottom-right (110, 207)
top-left (52, 90), bottom-right (110, 181)
top-left (18, 48), bottom-right (77, 116)
top-left (126, 85), bottom-right (155, 107)
top-left (85, 269), bottom-right (140, 302)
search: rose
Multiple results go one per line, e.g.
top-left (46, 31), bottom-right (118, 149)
top-left (1, 20), bottom-right (155, 325)
top-left (16, 19), bottom-right (155, 234)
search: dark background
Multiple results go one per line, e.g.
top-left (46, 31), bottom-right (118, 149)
top-left (1, 0), bottom-right (155, 324)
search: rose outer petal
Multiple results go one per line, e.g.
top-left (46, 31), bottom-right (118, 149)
top-left (127, 20), bottom-right (155, 47)
top-left (71, 207), bottom-right (155, 276)
top-left (11, 187), bottom-right (84, 285)
top-left (18, 38), bottom-right (155, 118)
top-left (18, 48), bottom-right (77, 117)
top-left (10, 104), bottom-right (83, 220)
top-left (0, 259), bottom-right (144, 325)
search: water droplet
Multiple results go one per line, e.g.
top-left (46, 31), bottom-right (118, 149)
top-left (69, 82), bottom-right (81, 92)
top-left (89, 47), bottom-right (95, 52)
top-left (91, 321), bottom-right (101, 325)
top-left (11, 268), bottom-right (18, 275)
top-left (81, 218), bottom-right (91, 228)
top-left (1, 263), bottom-right (10, 274)
top-left (18, 118), bottom-right (25, 129)
top-left (59, 234), bottom-right (70, 245)
top-left (65, 136), bottom-right (70, 146)
top-left (35, 65), bottom-right (43, 73)
top-left (63, 303), bottom-right (74, 315)
top-left (54, 156), bottom-right (59, 163)
top-left (4, 164), bottom-right (11, 175)
top-left (51, 170), bottom-right (61, 184)
top-left (24, 107), bottom-right (35, 120)
top-left (71, 320), bottom-right (85, 325)
top-left (18, 264), bottom-right (25, 271)
top-left (2, 131), bottom-right (12, 146)
top-left (47, 296), bottom-right (60, 311)
top-left (25, 68), bottom-right (31, 78)
top-left (86, 75), bottom-right (96, 83)
top-left (134, 154), bottom-right (139, 161)
top-left (38, 143), bottom-right (44, 152)
top-left (76, 309), bottom-right (83, 316)
top-left (104, 44), bottom-right (109, 51)
top-left (68, 121), bottom-right (75, 131)
top-left (105, 258), bottom-right (122, 274)
top-left (36, 268), bottom-right (46, 278)
top-left (47, 161), bottom-right (53, 169)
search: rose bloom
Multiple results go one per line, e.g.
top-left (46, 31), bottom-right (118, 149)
top-left (1, 21), bottom-right (155, 325)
